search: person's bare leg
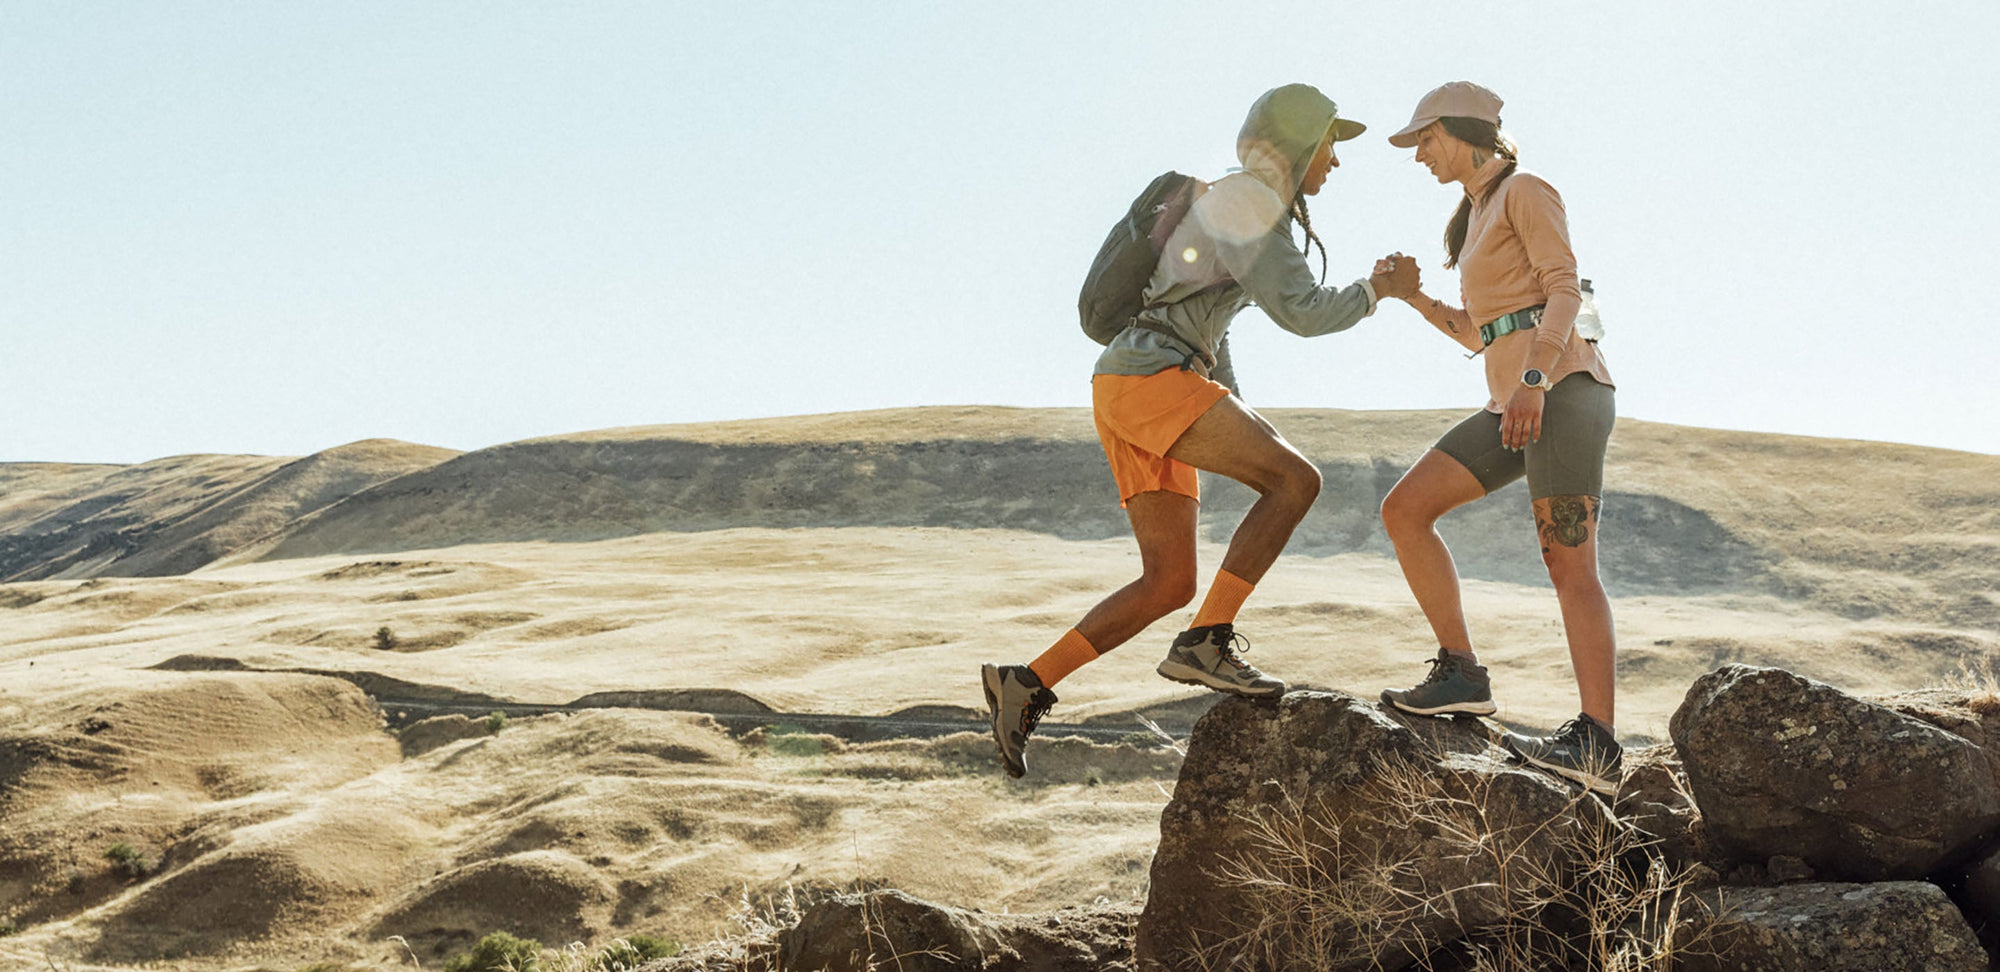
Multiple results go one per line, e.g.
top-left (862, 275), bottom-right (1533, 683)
top-left (1073, 489), bottom-right (1200, 651)
top-left (1536, 494), bottom-right (1616, 727)
top-left (990, 492), bottom-right (1199, 778)
top-left (1161, 395), bottom-right (1320, 584)
top-left (1380, 449), bottom-right (1487, 656)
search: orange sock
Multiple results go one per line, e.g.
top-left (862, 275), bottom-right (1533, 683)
top-left (1191, 568), bottom-right (1255, 629)
top-left (1028, 628), bottom-right (1098, 689)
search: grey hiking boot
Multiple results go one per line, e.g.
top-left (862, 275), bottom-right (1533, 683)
top-left (1156, 623), bottom-right (1286, 698)
top-left (1381, 646), bottom-right (1497, 717)
top-left (1503, 713), bottom-right (1624, 797)
top-left (981, 663), bottom-right (1057, 779)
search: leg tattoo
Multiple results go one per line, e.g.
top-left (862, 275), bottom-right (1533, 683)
top-left (1538, 495), bottom-right (1600, 554)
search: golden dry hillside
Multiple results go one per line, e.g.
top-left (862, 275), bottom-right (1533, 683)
top-left (239, 407), bottom-right (1998, 627)
top-left (0, 439), bottom-right (458, 582)
top-left (0, 408), bottom-right (1992, 969)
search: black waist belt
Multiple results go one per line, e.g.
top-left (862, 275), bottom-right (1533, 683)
top-left (1478, 305), bottom-right (1545, 346)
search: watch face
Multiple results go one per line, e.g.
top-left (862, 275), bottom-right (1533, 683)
top-left (1523, 369), bottom-right (1545, 387)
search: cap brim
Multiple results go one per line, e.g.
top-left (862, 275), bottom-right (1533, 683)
top-left (1329, 118), bottom-right (1367, 142)
top-left (1387, 116), bottom-right (1435, 148)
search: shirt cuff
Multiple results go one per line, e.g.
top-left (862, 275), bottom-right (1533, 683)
top-left (1355, 278), bottom-right (1379, 317)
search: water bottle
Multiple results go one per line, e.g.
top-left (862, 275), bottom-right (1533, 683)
top-left (1574, 278), bottom-right (1604, 342)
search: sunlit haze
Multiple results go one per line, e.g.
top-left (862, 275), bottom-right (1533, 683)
top-left (5, 3), bottom-right (1995, 462)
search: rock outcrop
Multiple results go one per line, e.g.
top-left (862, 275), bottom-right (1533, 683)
top-left (1135, 692), bottom-right (1613, 972)
top-left (1669, 664), bottom-right (2000, 880)
top-left (1122, 669), bottom-right (2000, 971)
top-left (1683, 881), bottom-right (1986, 971)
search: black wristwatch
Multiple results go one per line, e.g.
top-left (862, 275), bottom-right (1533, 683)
top-left (1521, 368), bottom-right (1554, 391)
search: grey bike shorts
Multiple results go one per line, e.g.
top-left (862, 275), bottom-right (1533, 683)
top-left (1434, 374), bottom-right (1615, 500)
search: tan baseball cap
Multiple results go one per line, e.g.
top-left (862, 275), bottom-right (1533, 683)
top-left (1387, 81), bottom-right (1504, 148)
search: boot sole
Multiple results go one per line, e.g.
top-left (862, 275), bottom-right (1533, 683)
top-left (1502, 735), bottom-right (1618, 797)
top-left (1380, 690), bottom-right (1497, 717)
top-left (980, 664), bottom-right (1026, 779)
top-left (1157, 662), bottom-right (1285, 697)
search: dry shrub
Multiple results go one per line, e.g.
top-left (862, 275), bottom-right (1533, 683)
top-left (1201, 756), bottom-right (1715, 971)
top-left (530, 935), bottom-right (680, 971)
top-left (1944, 656), bottom-right (2000, 715)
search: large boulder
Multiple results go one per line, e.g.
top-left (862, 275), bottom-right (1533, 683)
top-left (1669, 665), bottom-right (2000, 880)
top-left (1681, 881), bottom-right (1987, 972)
top-left (1136, 692), bottom-right (1612, 972)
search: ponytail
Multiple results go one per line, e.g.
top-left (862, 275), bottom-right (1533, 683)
top-left (1439, 117), bottom-right (1518, 269)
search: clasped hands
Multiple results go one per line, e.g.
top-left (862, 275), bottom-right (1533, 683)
top-left (1368, 252), bottom-right (1421, 301)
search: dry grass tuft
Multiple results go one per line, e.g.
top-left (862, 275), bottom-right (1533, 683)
top-left (1944, 656), bottom-right (2000, 715)
top-left (1197, 755), bottom-right (1715, 971)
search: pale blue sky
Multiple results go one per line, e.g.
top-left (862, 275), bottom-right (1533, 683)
top-left (5, 3), bottom-right (1996, 463)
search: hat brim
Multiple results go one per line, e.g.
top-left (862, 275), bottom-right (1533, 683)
top-left (1329, 117), bottom-right (1367, 142)
top-left (1387, 116), bottom-right (1436, 148)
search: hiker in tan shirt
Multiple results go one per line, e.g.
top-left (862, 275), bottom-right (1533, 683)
top-left (1370, 82), bottom-right (1624, 796)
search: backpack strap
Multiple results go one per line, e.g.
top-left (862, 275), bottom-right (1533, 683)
top-left (1125, 277), bottom-right (1235, 373)
top-left (1125, 320), bottom-right (1213, 373)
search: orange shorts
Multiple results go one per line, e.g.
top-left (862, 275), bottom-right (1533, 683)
top-left (1091, 368), bottom-right (1231, 505)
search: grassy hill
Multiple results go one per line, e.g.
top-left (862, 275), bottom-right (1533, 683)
top-left (2, 407), bottom-right (1993, 625)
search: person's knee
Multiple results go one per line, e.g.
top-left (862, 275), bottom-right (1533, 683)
top-left (1274, 455), bottom-right (1321, 509)
top-left (1139, 570), bottom-right (1198, 616)
top-left (1297, 459), bottom-right (1323, 504)
top-left (1381, 484), bottom-right (1432, 536)
top-left (1541, 549), bottom-right (1601, 590)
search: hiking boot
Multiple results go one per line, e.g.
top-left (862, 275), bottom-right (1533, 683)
top-left (981, 663), bottom-right (1057, 779)
top-left (1503, 713), bottom-right (1624, 797)
top-left (1155, 623), bottom-right (1286, 698)
top-left (1381, 646), bottom-right (1497, 717)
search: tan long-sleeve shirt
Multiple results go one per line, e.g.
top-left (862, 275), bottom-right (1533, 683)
top-left (1459, 164), bottom-right (1613, 412)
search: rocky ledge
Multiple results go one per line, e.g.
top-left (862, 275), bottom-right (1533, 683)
top-left (646, 664), bottom-right (2000, 971)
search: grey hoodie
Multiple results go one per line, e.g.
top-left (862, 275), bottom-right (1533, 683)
top-left (1094, 83), bottom-right (1377, 395)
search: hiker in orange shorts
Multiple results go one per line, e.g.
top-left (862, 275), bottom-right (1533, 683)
top-left (981, 83), bottom-right (1420, 777)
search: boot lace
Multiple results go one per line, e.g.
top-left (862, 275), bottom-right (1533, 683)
top-left (1553, 717), bottom-right (1609, 749)
top-left (1419, 652), bottom-right (1460, 686)
top-left (1214, 626), bottom-right (1257, 671)
top-left (1019, 690), bottom-right (1056, 736)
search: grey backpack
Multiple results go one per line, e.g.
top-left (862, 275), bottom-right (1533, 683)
top-left (1076, 171), bottom-right (1206, 345)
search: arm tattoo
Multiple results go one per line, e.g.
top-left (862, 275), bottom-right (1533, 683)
top-left (1538, 495), bottom-right (1600, 553)
top-left (1433, 299), bottom-right (1458, 332)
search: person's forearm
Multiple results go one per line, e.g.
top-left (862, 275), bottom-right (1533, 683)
top-left (1407, 289), bottom-right (1482, 352)
top-left (1524, 291), bottom-right (1582, 374)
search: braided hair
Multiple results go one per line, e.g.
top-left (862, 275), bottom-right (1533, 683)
top-left (1292, 197), bottom-right (1328, 285)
